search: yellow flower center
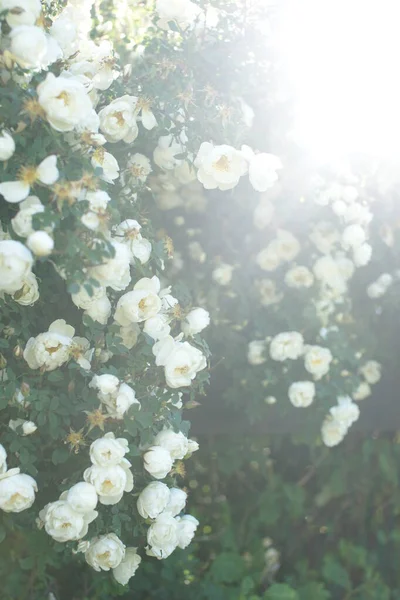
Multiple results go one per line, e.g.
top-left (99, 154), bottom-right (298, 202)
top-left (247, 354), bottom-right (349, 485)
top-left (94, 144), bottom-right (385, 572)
top-left (213, 155), bottom-right (230, 172)
top-left (138, 298), bottom-right (148, 311)
top-left (130, 164), bottom-right (146, 178)
top-left (113, 111), bottom-right (125, 126)
top-left (47, 344), bottom-right (62, 355)
top-left (137, 97), bottom-right (152, 111)
top-left (18, 166), bottom-right (38, 186)
top-left (101, 480), bottom-right (114, 493)
top-left (9, 492), bottom-right (22, 505)
top-left (175, 365), bottom-right (190, 375)
top-left (56, 91), bottom-right (70, 106)
top-left (93, 147), bottom-right (105, 165)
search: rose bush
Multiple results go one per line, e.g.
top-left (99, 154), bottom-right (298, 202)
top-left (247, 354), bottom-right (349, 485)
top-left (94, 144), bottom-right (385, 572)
top-left (1, 0), bottom-right (400, 598)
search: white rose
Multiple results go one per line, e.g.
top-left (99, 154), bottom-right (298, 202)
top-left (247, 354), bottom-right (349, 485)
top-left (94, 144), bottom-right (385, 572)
top-left (195, 142), bottom-right (248, 191)
top-left (156, 0), bottom-right (202, 31)
top-left (353, 243), bottom-right (372, 267)
top-left (143, 315), bottom-right (171, 341)
top-left (164, 342), bottom-right (207, 388)
top-left (0, 444), bottom-right (7, 474)
top-left (0, 131), bottom-right (15, 161)
top-left (90, 433), bottom-right (129, 467)
top-left (256, 244), bottom-right (281, 272)
top-left (37, 73), bottom-right (93, 132)
top-left (40, 500), bottom-right (96, 542)
top-left (85, 534), bottom-right (126, 572)
top-left (66, 482), bottom-right (98, 514)
top-left (329, 395), bottom-right (360, 429)
top-left (0, 156), bottom-right (59, 205)
top-left (153, 134), bottom-right (185, 171)
top-left (269, 332), bottom-right (304, 362)
top-left (13, 272), bottom-right (39, 306)
top-left (288, 381), bottom-right (316, 408)
top-left (253, 197), bottom-right (274, 229)
top-left (84, 462), bottom-right (133, 505)
top-left (115, 279), bottom-right (162, 325)
top-left (113, 547), bottom-right (141, 586)
top-left (164, 488), bottom-right (187, 517)
top-left (153, 429), bottom-right (188, 460)
top-left (245, 150), bottom-right (282, 192)
top-left (89, 241), bottom-right (131, 291)
top-left (285, 266), bottom-right (314, 288)
top-left (2, 0), bottom-right (41, 27)
top-left (367, 273), bottom-right (393, 299)
top-left (89, 373), bottom-right (119, 396)
top-left (274, 229), bottom-right (300, 262)
top-left (182, 307), bottom-right (210, 336)
top-left (27, 230), bottom-right (54, 256)
top-left (313, 255), bottom-right (347, 296)
top-left (304, 345), bottom-right (332, 379)
top-left (212, 263), bottom-right (234, 286)
top-left (341, 224), bottom-right (367, 250)
top-left (11, 196), bottom-right (45, 237)
top-left (247, 340), bottom-right (267, 366)
top-left (187, 439), bottom-right (199, 454)
top-left (99, 95), bottom-right (138, 143)
top-left (143, 446), bottom-right (174, 480)
top-left (104, 382), bottom-right (139, 419)
top-left (0, 469), bottom-right (37, 513)
top-left (9, 418), bottom-right (37, 435)
top-left (176, 514), bottom-right (199, 549)
top-left (137, 481), bottom-right (170, 519)
top-left (0, 240), bottom-right (33, 294)
top-left (113, 220), bottom-right (152, 265)
top-left (321, 417), bottom-right (347, 447)
top-left (147, 513), bottom-right (179, 559)
top-left (255, 278), bottom-right (282, 306)
top-left (10, 25), bottom-right (61, 70)
top-left (352, 382), bottom-right (371, 401)
top-left (92, 149), bottom-right (120, 184)
top-left (309, 221), bottom-right (340, 254)
top-left (71, 285), bottom-right (111, 325)
top-left (118, 323), bottom-right (140, 349)
top-left (153, 336), bottom-right (177, 367)
top-left (359, 360), bottom-right (381, 385)
top-left (49, 12), bottom-right (78, 58)
top-left (126, 153), bottom-right (152, 183)
top-left (23, 319), bottom-right (74, 371)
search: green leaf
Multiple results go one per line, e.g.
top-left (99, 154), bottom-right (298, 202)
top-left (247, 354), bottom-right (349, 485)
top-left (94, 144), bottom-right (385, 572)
top-left (298, 583), bottom-right (331, 600)
top-left (51, 446), bottom-right (70, 465)
top-left (322, 557), bottom-right (351, 590)
top-left (209, 552), bottom-right (245, 584)
top-left (264, 584), bottom-right (299, 600)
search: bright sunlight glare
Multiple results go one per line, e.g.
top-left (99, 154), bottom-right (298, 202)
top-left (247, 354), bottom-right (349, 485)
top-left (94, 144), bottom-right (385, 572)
top-left (277, 0), bottom-right (400, 161)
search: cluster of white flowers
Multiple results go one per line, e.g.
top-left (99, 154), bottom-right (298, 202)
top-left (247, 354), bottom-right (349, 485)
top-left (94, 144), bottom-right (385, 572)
top-left (321, 396), bottom-right (360, 447)
top-left (256, 230), bottom-right (300, 272)
top-left (137, 478), bottom-right (199, 559)
top-left (367, 273), bottom-right (393, 299)
top-left (0, 239), bottom-right (37, 304)
top-left (84, 433), bottom-right (133, 505)
top-left (24, 319), bottom-right (93, 372)
top-left (89, 374), bottom-right (140, 419)
top-left (144, 428), bottom-right (199, 479)
top-left (0, 443), bottom-right (37, 513)
top-left (155, 0), bottom-right (203, 31)
top-left (0, 0), bottom-right (212, 586)
top-left (194, 142), bottom-right (282, 193)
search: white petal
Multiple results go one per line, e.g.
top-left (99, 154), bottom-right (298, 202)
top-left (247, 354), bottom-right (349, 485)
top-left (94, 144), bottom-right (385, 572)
top-left (37, 155), bottom-right (59, 185)
top-left (0, 181), bottom-right (30, 203)
top-left (142, 109), bottom-right (158, 130)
